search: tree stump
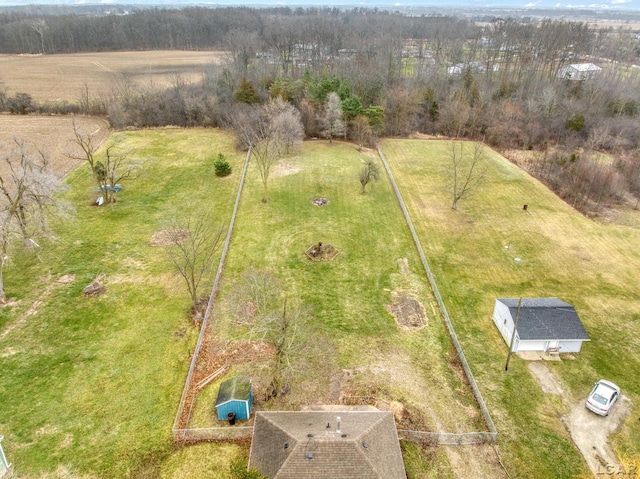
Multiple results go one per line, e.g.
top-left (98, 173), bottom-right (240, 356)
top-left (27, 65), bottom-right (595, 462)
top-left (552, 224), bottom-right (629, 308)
top-left (83, 273), bottom-right (106, 297)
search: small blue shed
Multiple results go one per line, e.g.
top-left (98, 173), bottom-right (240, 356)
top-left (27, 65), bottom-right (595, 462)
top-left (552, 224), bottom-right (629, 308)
top-left (215, 376), bottom-right (253, 421)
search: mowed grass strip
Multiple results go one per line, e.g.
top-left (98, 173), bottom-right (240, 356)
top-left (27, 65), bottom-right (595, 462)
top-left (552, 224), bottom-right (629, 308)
top-left (0, 129), bottom-right (244, 477)
top-left (380, 139), bottom-right (640, 479)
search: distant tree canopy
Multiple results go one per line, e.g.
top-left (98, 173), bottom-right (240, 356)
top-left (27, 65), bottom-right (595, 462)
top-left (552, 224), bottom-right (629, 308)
top-left (2, 6), bottom-right (640, 214)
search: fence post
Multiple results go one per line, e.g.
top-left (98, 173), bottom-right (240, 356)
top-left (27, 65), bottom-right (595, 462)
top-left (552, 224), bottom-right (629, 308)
top-left (172, 148), bottom-right (252, 439)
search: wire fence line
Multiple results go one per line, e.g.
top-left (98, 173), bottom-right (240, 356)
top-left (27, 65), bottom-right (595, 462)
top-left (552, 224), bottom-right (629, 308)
top-left (377, 145), bottom-right (498, 443)
top-left (171, 145), bottom-right (498, 445)
top-left (172, 148), bottom-right (252, 439)
top-left (173, 427), bottom-right (254, 443)
top-left (173, 424), bottom-right (495, 446)
top-left (341, 396), bottom-right (497, 445)
top-left (399, 430), bottom-right (498, 446)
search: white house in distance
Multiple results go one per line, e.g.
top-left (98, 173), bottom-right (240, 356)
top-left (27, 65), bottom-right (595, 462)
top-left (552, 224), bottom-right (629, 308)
top-left (492, 298), bottom-right (590, 353)
top-left (557, 63), bottom-right (602, 80)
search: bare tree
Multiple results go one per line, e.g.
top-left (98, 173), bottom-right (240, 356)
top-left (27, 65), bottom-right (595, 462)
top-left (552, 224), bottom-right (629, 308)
top-left (257, 297), bottom-right (309, 399)
top-left (264, 98), bottom-right (304, 156)
top-left (619, 153), bottom-right (640, 209)
top-left (227, 99), bottom-right (303, 202)
top-left (0, 140), bottom-right (67, 302)
top-left (449, 142), bottom-right (487, 210)
top-left (230, 269), bottom-right (281, 326)
top-left (384, 85), bottom-right (422, 136)
top-left (164, 213), bottom-right (225, 309)
top-left (351, 115), bottom-right (373, 151)
top-left (320, 92), bottom-right (345, 143)
top-left (229, 269), bottom-right (311, 399)
top-left (69, 121), bottom-right (139, 205)
top-left (359, 159), bottom-right (381, 194)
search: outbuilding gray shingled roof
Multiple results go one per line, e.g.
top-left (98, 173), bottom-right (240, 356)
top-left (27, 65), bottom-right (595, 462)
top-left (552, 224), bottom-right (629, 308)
top-left (497, 298), bottom-right (590, 341)
top-left (248, 410), bottom-right (407, 479)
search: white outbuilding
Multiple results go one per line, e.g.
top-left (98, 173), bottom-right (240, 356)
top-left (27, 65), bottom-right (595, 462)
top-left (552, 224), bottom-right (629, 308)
top-left (492, 298), bottom-right (590, 353)
top-left (557, 63), bottom-right (602, 80)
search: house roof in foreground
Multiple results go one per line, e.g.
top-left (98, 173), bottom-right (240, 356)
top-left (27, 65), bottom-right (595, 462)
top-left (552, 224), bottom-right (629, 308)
top-left (497, 298), bottom-right (590, 341)
top-left (248, 410), bottom-right (406, 479)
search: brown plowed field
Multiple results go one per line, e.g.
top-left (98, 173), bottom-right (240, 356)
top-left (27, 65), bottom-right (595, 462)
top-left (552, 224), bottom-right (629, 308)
top-left (0, 50), bottom-right (226, 102)
top-left (0, 115), bottom-right (110, 179)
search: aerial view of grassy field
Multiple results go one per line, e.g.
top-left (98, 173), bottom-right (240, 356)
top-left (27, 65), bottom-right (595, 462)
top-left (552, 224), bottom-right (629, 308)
top-left (1, 2), bottom-right (640, 474)
top-left (1, 120), bottom-right (639, 478)
top-left (0, 128), bottom-right (247, 477)
top-left (183, 138), bottom-right (503, 477)
top-left (381, 138), bottom-right (640, 478)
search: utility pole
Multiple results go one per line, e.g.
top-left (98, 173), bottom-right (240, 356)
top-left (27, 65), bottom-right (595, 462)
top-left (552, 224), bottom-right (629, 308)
top-left (505, 298), bottom-right (522, 371)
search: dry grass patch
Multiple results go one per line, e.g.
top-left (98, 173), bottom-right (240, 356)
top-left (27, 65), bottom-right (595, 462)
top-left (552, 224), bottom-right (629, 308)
top-left (0, 115), bottom-right (109, 179)
top-left (0, 51), bottom-right (226, 102)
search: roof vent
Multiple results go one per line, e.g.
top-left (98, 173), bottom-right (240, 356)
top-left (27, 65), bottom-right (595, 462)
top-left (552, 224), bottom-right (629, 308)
top-left (306, 452), bottom-right (314, 460)
top-left (307, 433), bottom-right (314, 438)
top-left (284, 443), bottom-right (289, 449)
top-left (362, 441), bottom-right (369, 449)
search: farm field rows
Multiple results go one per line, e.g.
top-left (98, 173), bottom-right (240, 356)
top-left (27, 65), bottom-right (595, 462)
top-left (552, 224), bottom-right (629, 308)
top-left (0, 51), bottom-right (225, 102)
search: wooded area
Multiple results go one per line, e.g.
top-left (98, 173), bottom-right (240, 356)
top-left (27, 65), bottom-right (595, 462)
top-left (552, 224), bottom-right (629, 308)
top-left (1, 6), bottom-right (640, 215)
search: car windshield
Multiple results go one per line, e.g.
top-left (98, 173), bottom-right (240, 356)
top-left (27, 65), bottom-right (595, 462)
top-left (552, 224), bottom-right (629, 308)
top-left (591, 393), bottom-right (609, 405)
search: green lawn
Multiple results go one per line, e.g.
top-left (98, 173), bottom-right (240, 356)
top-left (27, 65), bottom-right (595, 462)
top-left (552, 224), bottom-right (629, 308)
top-left (193, 140), bottom-right (482, 437)
top-left (0, 129), bottom-right (245, 478)
top-left (380, 138), bottom-right (640, 479)
top-left (2, 131), bottom-right (638, 478)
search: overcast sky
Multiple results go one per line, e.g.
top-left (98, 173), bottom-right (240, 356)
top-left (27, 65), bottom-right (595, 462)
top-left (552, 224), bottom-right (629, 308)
top-left (0, 0), bottom-right (639, 11)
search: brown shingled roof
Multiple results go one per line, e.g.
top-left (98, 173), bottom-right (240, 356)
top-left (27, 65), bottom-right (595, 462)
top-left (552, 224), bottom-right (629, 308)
top-left (248, 410), bottom-right (407, 479)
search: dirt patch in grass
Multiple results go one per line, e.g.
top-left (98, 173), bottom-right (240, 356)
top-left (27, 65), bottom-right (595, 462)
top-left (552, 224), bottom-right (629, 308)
top-left (386, 258), bottom-right (428, 330)
top-left (271, 159), bottom-right (301, 178)
top-left (386, 292), bottom-right (428, 330)
top-left (528, 362), bottom-right (565, 396)
top-left (149, 228), bottom-right (188, 247)
top-left (305, 242), bottom-right (339, 261)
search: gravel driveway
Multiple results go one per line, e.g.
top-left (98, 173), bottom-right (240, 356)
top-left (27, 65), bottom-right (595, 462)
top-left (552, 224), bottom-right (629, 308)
top-left (528, 361), bottom-right (631, 477)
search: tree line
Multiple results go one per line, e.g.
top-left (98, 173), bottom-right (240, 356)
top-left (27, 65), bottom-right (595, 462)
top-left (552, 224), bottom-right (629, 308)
top-left (2, 6), bottom-right (640, 214)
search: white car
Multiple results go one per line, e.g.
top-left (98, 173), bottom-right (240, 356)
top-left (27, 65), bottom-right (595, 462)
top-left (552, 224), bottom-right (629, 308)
top-left (585, 379), bottom-right (620, 416)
